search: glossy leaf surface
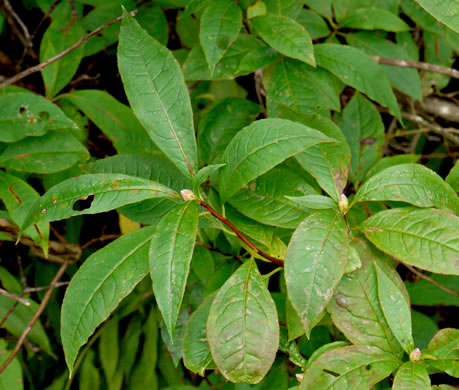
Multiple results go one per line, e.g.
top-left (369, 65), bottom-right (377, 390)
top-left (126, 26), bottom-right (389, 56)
top-left (285, 210), bottom-right (349, 336)
top-left (361, 208), bottom-right (459, 275)
top-left (207, 260), bottom-right (279, 384)
top-left (118, 10), bottom-right (197, 178)
top-left (61, 226), bottom-right (156, 375)
top-left (218, 118), bottom-right (334, 202)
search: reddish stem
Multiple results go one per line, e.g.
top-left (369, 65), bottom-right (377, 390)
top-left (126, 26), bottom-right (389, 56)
top-left (199, 200), bottom-right (284, 267)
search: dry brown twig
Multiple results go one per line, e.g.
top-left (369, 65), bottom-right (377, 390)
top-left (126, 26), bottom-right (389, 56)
top-left (0, 288), bottom-right (30, 306)
top-left (0, 9), bottom-right (138, 89)
top-left (404, 264), bottom-right (459, 298)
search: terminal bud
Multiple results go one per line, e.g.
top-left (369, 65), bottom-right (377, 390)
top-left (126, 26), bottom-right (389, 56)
top-left (180, 189), bottom-right (196, 201)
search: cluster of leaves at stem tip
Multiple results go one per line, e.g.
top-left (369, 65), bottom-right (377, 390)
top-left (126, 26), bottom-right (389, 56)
top-left (0, 0), bottom-right (458, 389)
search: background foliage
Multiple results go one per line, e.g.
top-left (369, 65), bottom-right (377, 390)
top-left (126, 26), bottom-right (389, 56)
top-left (0, 0), bottom-right (458, 389)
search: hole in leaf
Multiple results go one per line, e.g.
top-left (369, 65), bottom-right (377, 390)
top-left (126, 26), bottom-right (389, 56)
top-left (322, 369), bottom-right (340, 377)
top-left (19, 106), bottom-right (27, 115)
top-left (365, 364), bottom-right (372, 371)
top-left (72, 194), bottom-right (95, 211)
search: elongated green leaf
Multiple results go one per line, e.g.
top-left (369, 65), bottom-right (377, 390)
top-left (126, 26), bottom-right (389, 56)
top-left (296, 9), bottom-right (330, 39)
top-left (193, 164), bottom-right (225, 192)
top-left (446, 160), bottom-right (459, 191)
top-left (364, 155), bottom-right (420, 180)
top-left (229, 164), bottom-right (318, 228)
top-left (425, 328), bottom-right (459, 377)
top-left (198, 98), bottom-right (261, 165)
top-left (99, 320), bottom-right (119, 384)
top-left (285, 210), bottom-right (349, 336)
top-left (183, 291), bottom-right (217, 375)
top-left (300, 345), bottom-right (401, 389)
top-left (235, 46), bottom-right (281, 76)
top-left (86, 154), bottom-right (190, 225)
top-left (118, 10), bottom-right (197, 179)
top-left (0, 172), bottom-right (49, 254)
top-left (361, 208), bottom-right (459, 275)
top-left (286, 195), bottom-right (337, 210)
top-left (59, 90), bottom-right (157, 155)
top-left (416, 0), bottom-right (459, 33)
top-left (355, 164), bottom-right (459, 214)
top-left (0, 131), bottom-right (88, 174)
top-left (341, 8), bottom-right (410, 31)
top-left (207, 260), bottom-right (279, 384)
top-left (200, 0), bottom-right (242, 74)
top-left (150, 201), bottom-right (199, 338)
top-left (335, 93), bottom-right (384, 186)
top-left (264, 0), bottom-right (304, 18)
top-left (346, 32), bottom-right (422, 101)
top-left (327, 237), bottom-right (404, 357)
top-left (21, 174), bottom-right (178, 233)
top-left (0, 295), bottom-right (53, 356)
top-left (375, 264), bottom-right (414, 354)
top-left (39, 3), bottom-right (85, 98)
top-left (0, 340), bottom-right (23, 390)
top-left (218, 118), bottom-right (334, 202)
top-left (183, 33), bottom-right (264, 81)
top-left (0, 92), bottom-right (79, 143)
top-left (61, 226), bottom-right (156, 375)
top-left (266, 58), bottom-right (340, 117)
top-left (393, 362), bottom-right (431, 389)
top-left (251, 15), bottom-right (315, 66)
top-left (278, 107), bottom-right (350, 200)
top-left (184, 0), bottom-right (215, 17)
top-left (315, 44), bottom-right (402, 121)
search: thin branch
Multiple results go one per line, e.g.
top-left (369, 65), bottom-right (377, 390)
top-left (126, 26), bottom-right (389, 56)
top-left (31, 0), bottom-right (61, 39)
top-left (0, 301), bottom-right (19, 328)
top-left (24, 281), bottom-right (68, 293)
top-left (0, 10), bottom-right (138, 89)
top-left (80, 234), bottom-right (121, 250)
top-left (404, 264), bottom-right (459, 298)
top-left (0, 288), bottom-right (30, 306)
top-left (199, 200), bottom-right (284, 267)
top-left (1, 0), bottom-right (33, 50)
top-left (0, 263), bottom-right (68, 375)
top-left (372, 56), bottom-right (459, 80)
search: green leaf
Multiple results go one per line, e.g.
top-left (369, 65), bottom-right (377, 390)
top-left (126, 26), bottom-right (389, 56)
top-left (278, 108), bottom-right (351, 200)
top-left (264, 0), bottom-right (304, 19)
top-left (207, 260), bottom-right (279, 384)
top-left (198, 98), bottom-right (261, 165)
top-left (315, 44), bottom-right (402, 121)
top-left (251, 15), bottom-right (315, 66)
top-left (20, 174), bottom-right (178, 233)
top-left (184, 0), bottom-right (215, 17)
top-left (0, 92), bottom-right (79, 143)
top-left (364, 155), bottom-right (420, 180)
top-left (300, 345), bottom-right (401, 389)
top-left (446, 160), bottom-right (459, 192)
top-left (150, 201), bottom-right (199, 338)
top-left (183, 34), bottom-right (264, 81)
top-left (406, 275), bottom-right (459, 307)
top-left (135, 4), bottom-right (169, 46)
top-left (0, 340), bottom-right (23, 390)
top-left (193, 164), bottom-right (225, 193)
top-left (425, 328), bottom-right (459, 377)
top-left (361, 207), bottom-right (459, 275)
top-left (286, 195), bottom-right (337, 210)
top-left (59, 90), bottom-right (158, 155)
top-left (340, 8), bottom-right (411, 32)
top-left (0, 295), bottom-right (53, 356)
top-left (86, 154), bottom-right (190, 225)
top-left (229, 164), bottom-right (318, 228)
top-left (266, 58), bottom-right (340, 117)
top-left (39, 3), bottom-right (85, 97)
top-left (200, 0), bottom-right (242, 74)
top-left (416, 0), bottom-right (459, 33)
top-left (0, 172), bottom-right (49, 254)
top-left (183, 291), bottom-right (217, 375)
top-left (327, 236), bottom-right (405, 357)
top-left (118, 10), bottom-right (197, 179)
top-left (296, 9), bottom-right (330, 39)
top-left (335, 93), bottom-right (384, 186)
top-left (346, 32), bottom-right (423, 101)
top-left (99, 320), bottom-right (119, 384)
top-left (218, 118), bottom-right (334, 202)
top-left (412, 311), bottom-right (439, 349)
top-left (392, 361), bottom-right (431, 390)
top-left (0, 131), bottom-right (88, 174)
top-left (235, 46), bottom-right (281, 76)
top-left (375, 264), bottom-right (414, 354)
top-left (61, 226), bottom-right (156, 376)
top-left (355, 164), bottom-right (459, 214)
top-left (81, 1), bottom-right (136, 56)
top-left (285, 210), bottom-right (349, 336)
